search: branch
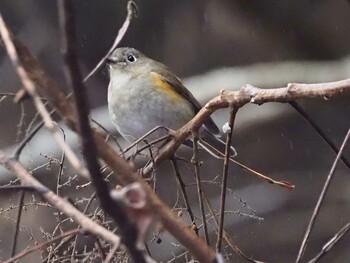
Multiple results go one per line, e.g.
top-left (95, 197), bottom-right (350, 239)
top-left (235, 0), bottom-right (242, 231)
top-left (204, 194), bottom-right (263, 263)
top-left (58, 1), bottom-right (146, 261)
top-left (289, 101), bottom-right (350, 170)
top-left (0, 12), bottom-right (89, 179)
top-left (308, 222), bottom-right (350, 263)
top-left (4, 228), bottom-right (81, 263)
top-left (216, 107), bottom-right (237, 252)
top-left (10, 191), bottom-right (24, 257)
top-left (83, 0), bottom-right (137, 82)
top-left (143, 81), bottom-right (350, 174)
top-left (170, 158), bottom-right (197, 232)
top-left (191, 131), bottom-right (209, 244)
top-left (296, 128), bottom-right (350, 262)
top-left (0, 185), bottom-right (46, 193)
top-left (0, 150), bottom-right (121, 249)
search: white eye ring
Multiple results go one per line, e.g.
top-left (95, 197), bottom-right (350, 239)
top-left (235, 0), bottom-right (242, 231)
top-left (127, 54), bottom-right (137, 62)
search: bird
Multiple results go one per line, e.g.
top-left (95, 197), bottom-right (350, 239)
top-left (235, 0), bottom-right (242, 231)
top-left (107, 47), bottom-right (236, 158)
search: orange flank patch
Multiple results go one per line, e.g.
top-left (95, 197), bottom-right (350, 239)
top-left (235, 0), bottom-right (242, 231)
top-left (150, 72), bottom-right (182, 102)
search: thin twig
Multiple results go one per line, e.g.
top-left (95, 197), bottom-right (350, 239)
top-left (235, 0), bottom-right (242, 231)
top-left (0, 150), bottom-right (121, 247)
top-left (15, 102), bottom-right (26, 144)
top-left (296, 128), bottom-right (350, 262)
top-left (191, 131), bottom-right (210, 245)
top-left (10, 191), bottom-right (25, 257)
top-left (44, 224), bottom-right (78, 262)
top-left (0, 185), bottom-right (46, 193)
top-left (103, 243), bottom-right (119, 263)
top-left (129, 135), bottom-right (170, 163)
top-left (308, 222), bottom-right (350, 263)
top-left (91, 119), bottom-right (124, 153)
top-left (228, 157), bottom-right (294, 190)
top-left (54, 126), bottom-right (66, 233)
top-left (170, 158), bottom-right (197, 232)
top-left (289, 101), bottom-right (350, 171)
top-left (4, 228), bottom-right (81, 263)
top-left (0, 92), bottom-right (17, 96)
top-left (203, 194), bottom-right (264, 263)
top-left (56, 127), bottom-right (66, 196)
top-left (70, 192), bottom-right (97, 262)
top-left (83, 1), bottom-right (138, 82)
top-left (13, 93), bottom-right (72, 160)
top-left (12, 121), bottom-right (44, 160)
top-left (122, 125), bottom-right (170, 155)
top-left (216, 107), bottom-right (237, 252)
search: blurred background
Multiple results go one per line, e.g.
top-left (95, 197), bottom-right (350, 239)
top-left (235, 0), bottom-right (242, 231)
top-left (0, 0), bottom-right (349, 262)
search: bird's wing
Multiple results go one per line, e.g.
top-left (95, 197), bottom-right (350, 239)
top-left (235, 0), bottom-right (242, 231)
top-left (151, 66), bottom-right (220, 135)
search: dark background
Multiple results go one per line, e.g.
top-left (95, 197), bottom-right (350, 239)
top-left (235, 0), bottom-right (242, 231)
top-left (0, 1), bottom-right (349, 262)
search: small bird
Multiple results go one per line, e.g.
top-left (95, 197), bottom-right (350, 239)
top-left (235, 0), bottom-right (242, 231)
top-left (107, 47), bottom-right (236, 158)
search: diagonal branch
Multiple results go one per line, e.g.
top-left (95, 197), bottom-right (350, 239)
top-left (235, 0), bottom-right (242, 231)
top-left (4, 228), bottom-right (81, 263)
top-left (308, 222), bottom-right (350, 263)
top-left (289, 101), bottom-right (350, 171)
top-left (58, 0), bottom-right (146, 261)
top-left (0, 12), bottom-right (89, 179)
top-left (83, 0), bottom-right (137, 82)
top-left (296, 128), bottom-right (350, 262)
top-left (0, 150), bottom-right (121, 249)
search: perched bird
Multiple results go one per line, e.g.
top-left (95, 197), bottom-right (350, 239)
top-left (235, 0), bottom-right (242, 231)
top-left (107, 47), bottom-right (236, 158)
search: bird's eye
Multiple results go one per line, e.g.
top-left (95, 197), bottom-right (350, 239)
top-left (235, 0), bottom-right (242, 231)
top-left (127, 54), bottom-right (136, 62)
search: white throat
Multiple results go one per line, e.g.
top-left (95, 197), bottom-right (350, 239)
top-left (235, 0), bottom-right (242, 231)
top-left (109, 70), bottom-right (132, 89)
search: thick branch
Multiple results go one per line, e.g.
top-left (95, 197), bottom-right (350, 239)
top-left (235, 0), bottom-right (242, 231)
top-left (143, 81), bottom-right (350, 174)
top-left (58, 1), bottom-right (145, 261)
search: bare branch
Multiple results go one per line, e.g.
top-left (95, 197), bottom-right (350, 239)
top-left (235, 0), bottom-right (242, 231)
top-left (170, 158), bottom-right (197, 232)
top-left (191, 131), bottom-right (209, 245)
top-left (10, 191), bottom-right (24, 257)
top-left (0, 185), bottom-right (45, 192)
top-left (58, 1), bottom-right (147, 261)
top-left (204, 194), bottom-right (264, 263)
top-left (289, 101), bottom-right (350, 171)
top-left (296, 128), bottom-right (350, 262)
top-left (143, 81), bottom-right (350, 175)
top-left (4, 228), bottom-right (81, 263)
top-left (83, 0), bottom-right (138, 82)
top-left (0, 12), bottom-right (89, 179)
top-left (12, 121), bottom-right (44, 160)
top-left (308, 222), bottom-right (350, 263)
top-left (0, 150), bottom-right (121, 248)
top-left (0, 150), bottom-right (121, 260)
top-left (216, 107), bottom-right (237, 252)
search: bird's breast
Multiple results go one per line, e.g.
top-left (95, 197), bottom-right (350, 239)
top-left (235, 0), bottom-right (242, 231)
top-left (107, 73), bottom-right (194, 142)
